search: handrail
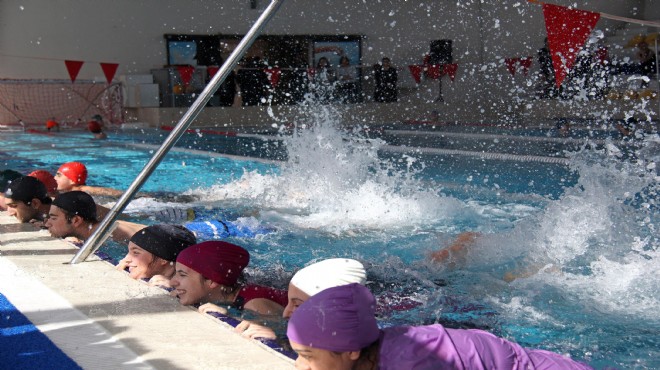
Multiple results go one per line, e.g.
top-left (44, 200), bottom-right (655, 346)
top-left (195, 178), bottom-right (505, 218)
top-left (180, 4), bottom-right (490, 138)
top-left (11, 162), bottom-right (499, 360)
top-left (70, 0), bottom-right (285, 264)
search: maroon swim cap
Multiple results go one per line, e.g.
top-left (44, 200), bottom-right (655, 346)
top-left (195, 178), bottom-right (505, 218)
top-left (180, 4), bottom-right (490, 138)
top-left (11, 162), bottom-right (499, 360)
top-left (176, 241), bottom-right (250, 286)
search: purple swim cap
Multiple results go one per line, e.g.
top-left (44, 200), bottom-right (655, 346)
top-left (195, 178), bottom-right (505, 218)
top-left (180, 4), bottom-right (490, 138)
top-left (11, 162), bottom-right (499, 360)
top-left (287, 283), bottom-right (380, 352)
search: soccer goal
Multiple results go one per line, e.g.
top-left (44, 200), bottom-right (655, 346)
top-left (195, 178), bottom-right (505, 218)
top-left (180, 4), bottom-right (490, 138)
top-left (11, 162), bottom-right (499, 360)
top-left (0, 79), bottom-right (123, 127)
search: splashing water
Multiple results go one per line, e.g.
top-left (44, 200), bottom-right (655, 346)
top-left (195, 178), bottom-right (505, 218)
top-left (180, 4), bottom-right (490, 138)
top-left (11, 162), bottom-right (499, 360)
top-left (193, 106), bottom-right (468, 233)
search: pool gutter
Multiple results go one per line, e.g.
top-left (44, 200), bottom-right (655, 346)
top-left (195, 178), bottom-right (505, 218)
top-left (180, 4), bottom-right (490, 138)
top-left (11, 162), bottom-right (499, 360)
top-left (0, 213), bottom-right (293, 369)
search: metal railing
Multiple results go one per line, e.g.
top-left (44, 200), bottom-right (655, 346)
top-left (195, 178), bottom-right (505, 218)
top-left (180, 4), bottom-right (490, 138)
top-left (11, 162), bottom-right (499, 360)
top-left (70, 0), bottom-right (285, 264)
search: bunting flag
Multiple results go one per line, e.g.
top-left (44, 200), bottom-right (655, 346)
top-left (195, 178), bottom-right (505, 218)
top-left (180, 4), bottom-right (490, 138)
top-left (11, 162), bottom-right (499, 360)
top-left (408, 65), bottom-right (423, 84)
top-left (426, 64), bottom-right (443, 80)
top-left (207, 66), bottom-right (220, 79)
top-left (264, 67), bottom-right (281, 87)
top-left (64, 60), bottom-right (84, 83)
top-left (542, 3), bottom-right (600, 87)
top-left (505, 58), bottom-right (518, 76)
top-left (443, 64), bottom-right (458, 81)
top-left (177, 66), bottom-right (196, 85)
top-left (100, 63), bottom-right (119, 84)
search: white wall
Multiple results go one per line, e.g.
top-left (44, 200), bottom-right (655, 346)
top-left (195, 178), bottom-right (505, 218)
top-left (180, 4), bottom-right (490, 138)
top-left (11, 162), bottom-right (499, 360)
top-left (0, 0), bottom-right (650, 112)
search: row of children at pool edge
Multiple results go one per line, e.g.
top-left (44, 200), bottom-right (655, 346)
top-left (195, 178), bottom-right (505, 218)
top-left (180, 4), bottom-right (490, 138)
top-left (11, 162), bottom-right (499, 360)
top-left (1, 164), bottom-right (596, 369)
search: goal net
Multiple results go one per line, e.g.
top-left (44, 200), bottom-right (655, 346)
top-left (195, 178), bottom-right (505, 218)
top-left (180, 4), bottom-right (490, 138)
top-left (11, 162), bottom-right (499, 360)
top-left (0, 79), bottom-right (123, 127)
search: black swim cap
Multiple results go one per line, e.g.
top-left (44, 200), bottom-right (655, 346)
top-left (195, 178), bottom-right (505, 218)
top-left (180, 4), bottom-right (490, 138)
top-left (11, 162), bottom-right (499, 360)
top-left (1, 169), bottom-right (23, 193)
top-left (4, 176), bottom-right (52, 205)
top-left (52, 191), bottom-right (97, 222)
top-left (129, 224), bottom-right (197, 262)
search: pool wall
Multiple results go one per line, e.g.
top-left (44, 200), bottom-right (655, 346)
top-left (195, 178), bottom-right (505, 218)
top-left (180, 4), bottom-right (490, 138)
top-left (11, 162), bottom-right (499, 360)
top-left (124, 98), bottom-right (658, 128)
top-left (0, 213), bottom-right (294, 370)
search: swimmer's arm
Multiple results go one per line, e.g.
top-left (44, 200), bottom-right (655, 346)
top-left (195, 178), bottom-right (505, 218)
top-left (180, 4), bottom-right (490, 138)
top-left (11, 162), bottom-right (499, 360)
top-left (243, 298), bottom-right (285, 317)
top-left (429, 231), bottom-right (480, 264)
top-left (79, 185), bottom-right (125, 198)
top-left (235, 320), bottom-right (277, 340)
top-left (502, 264), bottom-right (559, 283)
top-left (109, 220), bottom-right (146, 244)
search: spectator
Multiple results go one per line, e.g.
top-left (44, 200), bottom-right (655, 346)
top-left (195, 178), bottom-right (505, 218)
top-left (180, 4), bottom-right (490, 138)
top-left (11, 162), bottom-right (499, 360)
top-left (537, 38), bottom-right (557, 99)
top-left (374, 57), bottom-right (398, 102)
top-left (236, 56), bottom-right (271, 106)
top-left (311, 57), bottom-right (336, 103)
top-left (335, 56), bottom-right (358, 103)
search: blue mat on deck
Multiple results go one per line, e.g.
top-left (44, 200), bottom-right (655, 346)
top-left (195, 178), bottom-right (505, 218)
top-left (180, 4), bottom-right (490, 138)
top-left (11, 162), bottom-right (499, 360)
top-left (0, 292), bottom-right (81, 370)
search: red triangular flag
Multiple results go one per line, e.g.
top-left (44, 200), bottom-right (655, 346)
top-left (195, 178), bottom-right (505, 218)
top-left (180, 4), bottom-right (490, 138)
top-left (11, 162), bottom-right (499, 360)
top-left (65, 60), bottom-right (84, 83)
top-left (100, 63), bottom-right (119, 84)
top-left (177, 66), bottom-right (195, 85)
top-left (443, 64), bottom-right (458, 81)
top-left (543, 3), bottom-right (600, 87)
top-left (519, 57), bottom-right (532, 76)
top-left (207, 66), bottom-right (220, 79)
top-left (408, 65), bottom-right (423, 84)
top-left (505, 58), bottom-right (518, 76)
top-left (426, 64), bottom-right (442, 80)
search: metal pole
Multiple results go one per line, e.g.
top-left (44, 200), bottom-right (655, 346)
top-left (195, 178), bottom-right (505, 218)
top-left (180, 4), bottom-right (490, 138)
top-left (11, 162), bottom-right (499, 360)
top-left (70, 0), bottom-right (285, 264)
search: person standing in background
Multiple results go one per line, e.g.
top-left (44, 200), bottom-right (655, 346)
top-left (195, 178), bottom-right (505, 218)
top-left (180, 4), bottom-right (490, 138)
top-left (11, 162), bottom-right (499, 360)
top-left (374, 57), bottom-right (397, 102)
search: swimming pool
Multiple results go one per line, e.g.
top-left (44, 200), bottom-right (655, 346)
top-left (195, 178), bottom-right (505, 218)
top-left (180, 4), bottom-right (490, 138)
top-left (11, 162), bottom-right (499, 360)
top-left (2, 110), bottom-right (658, 369)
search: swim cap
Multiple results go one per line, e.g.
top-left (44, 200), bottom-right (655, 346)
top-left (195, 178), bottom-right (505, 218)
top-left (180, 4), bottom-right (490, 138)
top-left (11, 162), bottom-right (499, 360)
top-left (130, 224), bottom-right (197, 262)
top-left (46, 119), bottom-right (58, 129)
top-left (1, 169), bottom-right (22, 192)
top-left (58, 162), bottom-right (88, 185)
top-left (176, 241), bottom-right (250, 286)
top-left (290, 258), bottom-right (367, 296)
top-left (52, 191), bottom-right (97, 222)
top-left (88, 120), bottom-right (102, 133)
top-left (4, 176), bottom-right (52, 205)
top-left (287, 283), bottom-right (380, 352)
top-left (28, 170), bottom-right (58, 195)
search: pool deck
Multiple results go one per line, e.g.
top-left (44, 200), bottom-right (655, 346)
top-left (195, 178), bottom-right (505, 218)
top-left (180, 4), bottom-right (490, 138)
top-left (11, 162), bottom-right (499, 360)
top-left (0, 213), bottom-right (294, 370)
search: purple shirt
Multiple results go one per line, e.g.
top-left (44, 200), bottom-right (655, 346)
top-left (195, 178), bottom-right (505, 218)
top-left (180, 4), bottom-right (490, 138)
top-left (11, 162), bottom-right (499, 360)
top-left (378, 325), bottom-right (593, 370)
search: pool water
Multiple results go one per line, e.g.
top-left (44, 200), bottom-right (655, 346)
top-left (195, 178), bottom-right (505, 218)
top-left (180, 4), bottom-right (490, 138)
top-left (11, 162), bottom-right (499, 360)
top-left (2, 111), bottom-right (658, 369)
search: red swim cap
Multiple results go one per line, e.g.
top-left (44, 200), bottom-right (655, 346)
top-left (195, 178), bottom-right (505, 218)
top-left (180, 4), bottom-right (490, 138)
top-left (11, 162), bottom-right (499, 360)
top-left (58, 162), bottom-right (88, 185)
top-left (88, 120), bottom-right (102, 133)
top-left (28, 170), bottom-right (58, 195)
top-left (176, 241), bottom-right (250, 286)
top-left (46, 120), bottom-right (58, 129)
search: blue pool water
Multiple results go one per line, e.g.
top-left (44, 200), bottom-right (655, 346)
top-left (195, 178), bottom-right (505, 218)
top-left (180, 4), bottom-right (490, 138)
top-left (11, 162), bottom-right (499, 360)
top-left (2, 112), bottom-right (659, 369)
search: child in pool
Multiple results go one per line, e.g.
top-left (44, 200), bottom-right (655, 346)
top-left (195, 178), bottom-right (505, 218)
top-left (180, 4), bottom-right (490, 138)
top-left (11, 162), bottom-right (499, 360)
top-left (170, 241), bottom-right (287, 316)
top-left (116, 224), bottom-right (196, 288)
top-left (287, 284), bottom-right (594, 370)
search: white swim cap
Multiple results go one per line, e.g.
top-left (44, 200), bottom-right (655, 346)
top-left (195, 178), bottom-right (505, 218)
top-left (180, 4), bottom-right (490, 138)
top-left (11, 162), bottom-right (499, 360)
top-left (290, 258), bottom-right (367, 296)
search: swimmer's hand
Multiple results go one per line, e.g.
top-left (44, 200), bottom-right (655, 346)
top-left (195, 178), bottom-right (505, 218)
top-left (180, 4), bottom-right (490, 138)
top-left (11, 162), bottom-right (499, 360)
top-left (235, 320), bottom-right (277, 340)
top-left (199, 302), bottom-right (228, 315)
top-left (148, 274), bottom-right (171, 288)
top-left (29, 219), bottom-right (45, 229)
top-left (116, 258), bottom-right (129, 272)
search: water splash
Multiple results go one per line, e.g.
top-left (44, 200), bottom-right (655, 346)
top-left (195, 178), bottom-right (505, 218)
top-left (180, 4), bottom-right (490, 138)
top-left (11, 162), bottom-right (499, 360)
top-left (193, 105), bottom-right (470, 233)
